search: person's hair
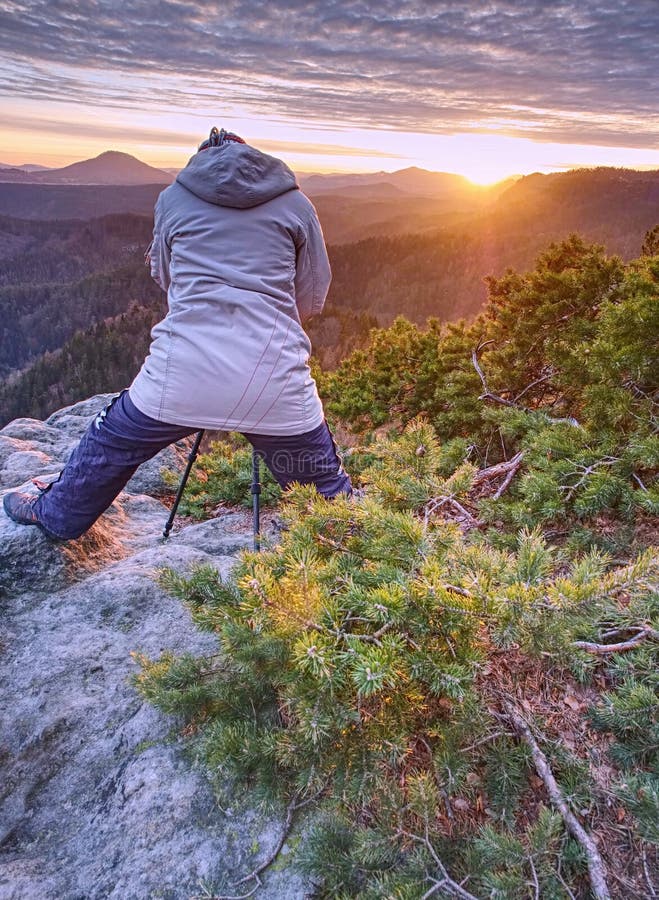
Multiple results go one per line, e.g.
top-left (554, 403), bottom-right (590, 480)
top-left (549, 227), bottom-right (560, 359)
top-left (198, 126), bottom-right (245, 151)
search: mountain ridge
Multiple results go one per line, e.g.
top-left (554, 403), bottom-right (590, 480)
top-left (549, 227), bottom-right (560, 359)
top-left (0, 151), bottom-right (174, 186)
top-left (0, 162), bottom-right (51, 172)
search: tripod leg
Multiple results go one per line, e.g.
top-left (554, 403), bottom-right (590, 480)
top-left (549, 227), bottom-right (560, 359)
top-left (163, 430), bottom-right (205, 539)
top-left (251, 448), bottom-right (261, 552)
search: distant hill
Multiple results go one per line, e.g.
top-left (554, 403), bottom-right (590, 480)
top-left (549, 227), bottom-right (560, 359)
top-left (486, 167), bottom-right (659, 259)
top-left (1, 173), bottom-right (657, 424)
top-left (0, 167), bottom-right (656, 392)
top-left (299, 167), bottom-right (477, 197)
top-left (0, 177), bottom-right (490, 241)
top-left (0, 151), bottom-right (174, 185)
top-left (0, 169), bottom-right (516, 243)
top-left (0, 167), bottom-right (34, 182)
top-left (0, 163), bottom-right (51, 172)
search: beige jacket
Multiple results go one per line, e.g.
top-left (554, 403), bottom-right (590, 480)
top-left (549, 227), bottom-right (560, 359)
top-left (129, 142), bottom-right (331, 434)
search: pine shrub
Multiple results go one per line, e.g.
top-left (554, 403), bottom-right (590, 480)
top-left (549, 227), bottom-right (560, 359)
top-left (137, 419), bottom-right (658, 897)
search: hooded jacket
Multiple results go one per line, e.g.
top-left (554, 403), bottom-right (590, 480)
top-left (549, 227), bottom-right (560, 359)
top-left (128, 142), bottom-right (331, 434)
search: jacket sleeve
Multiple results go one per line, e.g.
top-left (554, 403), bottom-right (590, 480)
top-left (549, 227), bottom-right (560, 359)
top-left (294, 201), bottom-right (331, 322)
top-left (145, 192), bottom-right (171, 292)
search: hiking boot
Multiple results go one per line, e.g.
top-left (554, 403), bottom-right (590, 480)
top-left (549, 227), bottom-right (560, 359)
top-left (3, 491), bottom-right (42, 526)
top-left (2, 491), bottom-right (62, 540)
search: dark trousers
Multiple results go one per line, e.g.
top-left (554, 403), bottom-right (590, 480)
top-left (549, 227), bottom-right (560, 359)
top-left (35, 390), bottom-right (352, 540)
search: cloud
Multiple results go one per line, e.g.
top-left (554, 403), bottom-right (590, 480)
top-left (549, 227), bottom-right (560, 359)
top-left (0, 0), bottom-right (657, 147)
top-left (2, 110), bottom-right (406, 159)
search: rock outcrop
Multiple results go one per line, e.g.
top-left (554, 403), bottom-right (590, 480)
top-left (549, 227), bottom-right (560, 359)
top-left (0, 394), bottom-right (190, 497)
top-left (0, 396), bottom-right (309, 899)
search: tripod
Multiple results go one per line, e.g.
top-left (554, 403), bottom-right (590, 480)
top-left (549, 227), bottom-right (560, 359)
top-left (162, 431), bottom-right (262, 551)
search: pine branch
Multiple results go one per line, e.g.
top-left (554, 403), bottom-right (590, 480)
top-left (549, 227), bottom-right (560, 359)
top-left (514, 371), bottom-right (555, 403)
top-left (444, 584), bottom-right (473, 598)
top-left (424, 496), bottom-right (481, 529)
top-left (500, 700), bottom-right (611, 900)
top-left (559, 457), bottom-right (620, 500)
top-left (527, 853), bottom-right (540, 900)
top-left (642, 845), bottom-right (657, 899)
top-left (315, 532), bottom-right (411, 565)
top-left (556, 861), bottom-right (578, 900)
top-left (461, 730), bottom-right (513, 753)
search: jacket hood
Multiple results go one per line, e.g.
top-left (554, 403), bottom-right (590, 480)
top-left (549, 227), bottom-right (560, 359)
top-left (176, 143), bottom-right (298, 209)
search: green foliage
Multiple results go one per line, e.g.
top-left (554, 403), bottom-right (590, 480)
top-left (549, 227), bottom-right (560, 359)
top-left (641, 225), bottom-right (659, 257)
top-left (128, 233), bottom-right (659, 896)
top-left (322, 236), bottom-right (659, 551)
top-left (471, 807), bottom-right (581, 899)
top-left (162, 437), bottom-right (281, 516)
top-left (614, 773), bottom-right (659, 844)
top-left (137, 419), bottom-right (658, 895)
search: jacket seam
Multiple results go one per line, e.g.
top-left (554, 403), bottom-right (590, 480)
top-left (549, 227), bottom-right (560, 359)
top-left (158, 191), bottom-right (173, 247)
top-left (159, 328), bottom-right (175, 420)
top-left (300, 344), bottom-right (307, 426)
top-left (306, 215), bottom-right (322, 316)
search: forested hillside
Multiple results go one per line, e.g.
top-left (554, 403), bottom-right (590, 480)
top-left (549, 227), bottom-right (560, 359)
top-left (1, 168), bottom-right (657, 428)
top-left (0, 261), bottom-right (163, 378)
top-left (322, 232), bottom-right (659, 548)
top-left (0, 302), bottom-right (163, 424)
top-left (0, 301), bottom-right (376, 425)
top-left (0, 183), bottom-right (166, 221)
top-left (488, 168), bottom-right (659, 260)
top-left (1, 167), bottom-right (657, 247)
top-left (0, 213), bottom-right (152, 286)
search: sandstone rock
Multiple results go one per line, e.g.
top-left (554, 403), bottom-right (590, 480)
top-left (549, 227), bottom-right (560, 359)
top-left (0, 484), bottom-right (169, 599)
top-left (0, 450), bottom-right (60, 489)
top-left (125, 440), bottom-right (191, 497)
top-left (45, 393), bottom-right (118, 433)
top-left (0, 418), bottom-right (66, 446)
top-left (169, 513), bottom-right (254, 557)
top-left (0, 436), bottom-right (32, 468)
top-left (0, 399), bottom-right (308, 899)
top-left (0, 393), bottom-right (191, 496)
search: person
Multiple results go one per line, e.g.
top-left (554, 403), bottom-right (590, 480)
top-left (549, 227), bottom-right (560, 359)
top-left (3, 127), bottom-right (352, 541)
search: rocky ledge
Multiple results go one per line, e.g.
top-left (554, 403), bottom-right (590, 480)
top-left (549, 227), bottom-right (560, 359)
top-left (0, 395), bottom-right (309, 899)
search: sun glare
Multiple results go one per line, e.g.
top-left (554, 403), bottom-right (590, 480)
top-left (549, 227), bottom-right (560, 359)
top-left (393, 132), bottom-right (659, 184)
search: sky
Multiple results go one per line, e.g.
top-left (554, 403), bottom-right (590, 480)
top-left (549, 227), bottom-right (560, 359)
top-left (1, 0), bottom-right (658, 182)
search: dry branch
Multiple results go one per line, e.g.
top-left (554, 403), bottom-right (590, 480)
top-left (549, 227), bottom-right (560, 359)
top-left (471, 343), bottom-right (580, 428)
top-left (573, 626), bottom-right (659, 655)
top-left (200, 788), bottom-right (324, 900)
top-left (501, 700), bottom-right (611, 900)
top-left (397, 826), bottom-right (481, 900)
top-left (472, 450), bottom-right (526, 500)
